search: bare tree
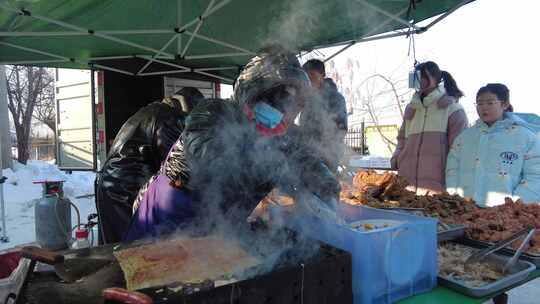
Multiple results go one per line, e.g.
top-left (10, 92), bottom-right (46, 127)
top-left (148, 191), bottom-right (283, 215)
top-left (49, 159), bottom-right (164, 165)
top-left (33, 78), bottom-right (56, 133)
top-left (326, 59), bottom-right (411, 155)
top-left (5, 66), bottom-right (54, 164)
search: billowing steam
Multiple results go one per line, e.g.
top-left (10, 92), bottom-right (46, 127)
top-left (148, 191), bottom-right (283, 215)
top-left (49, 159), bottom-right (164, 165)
top-left (148, 101), bottom-right (323, 281)
top-left (264, 0), bottom-right (380, 51)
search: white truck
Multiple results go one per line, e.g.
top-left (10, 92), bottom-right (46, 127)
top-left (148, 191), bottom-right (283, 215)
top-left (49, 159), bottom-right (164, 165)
top-left (54, 69), bottom-right (220, 171)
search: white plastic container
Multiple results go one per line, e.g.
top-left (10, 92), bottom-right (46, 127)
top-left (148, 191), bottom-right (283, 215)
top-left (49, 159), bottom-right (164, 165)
top-left (0, 253), bottom-right (30, 303)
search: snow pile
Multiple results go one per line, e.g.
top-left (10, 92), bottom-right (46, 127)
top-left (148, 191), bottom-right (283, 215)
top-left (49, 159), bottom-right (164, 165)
top-left (0, 160), bottom-right (96, 250)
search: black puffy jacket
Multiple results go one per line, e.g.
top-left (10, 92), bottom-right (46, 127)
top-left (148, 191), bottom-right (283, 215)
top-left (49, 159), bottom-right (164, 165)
top-left (96, 101), bottom-right (186, 243)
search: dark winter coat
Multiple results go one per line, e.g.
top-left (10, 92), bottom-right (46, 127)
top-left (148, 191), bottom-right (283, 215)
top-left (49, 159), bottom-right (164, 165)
top-left (127, 99), bottom-right (340, 240)
top-left (299, 78), bottom-right (348, 170)
top-left (96, 101), bottom-right (186, 243)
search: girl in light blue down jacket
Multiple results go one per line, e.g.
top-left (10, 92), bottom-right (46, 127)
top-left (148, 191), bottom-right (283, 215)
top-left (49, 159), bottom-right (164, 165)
top-left (446, 83), bottom-right (540, 207)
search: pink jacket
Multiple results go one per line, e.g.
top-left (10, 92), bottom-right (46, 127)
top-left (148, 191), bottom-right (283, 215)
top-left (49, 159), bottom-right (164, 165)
top-left (391, 85), bottom-right (468, 194)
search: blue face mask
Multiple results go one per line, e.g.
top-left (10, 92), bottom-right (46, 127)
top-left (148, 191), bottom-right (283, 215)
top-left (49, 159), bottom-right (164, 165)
top-left (253, 102), bottom-right (284, 129)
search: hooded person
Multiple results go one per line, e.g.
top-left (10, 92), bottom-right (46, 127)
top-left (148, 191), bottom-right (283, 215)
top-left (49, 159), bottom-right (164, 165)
top-left (300, 59), bottom-right (348, 172)
top-left (96, 87), bottom-right (204, 244)
top-left (125, 46), bottom-right (341, 241)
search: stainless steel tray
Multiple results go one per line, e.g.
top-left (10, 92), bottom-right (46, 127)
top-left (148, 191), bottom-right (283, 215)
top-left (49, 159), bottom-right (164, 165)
top-left (437, 224), bottom-right (466, 242)
top-left (461, 237), bottom-right (540, 267)
top-left (438, 242), bottom-right (536, 298)
top-left (378, 208), bottom-right (465, 242)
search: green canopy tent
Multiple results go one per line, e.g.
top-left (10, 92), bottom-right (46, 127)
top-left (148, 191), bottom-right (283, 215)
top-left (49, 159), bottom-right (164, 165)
top-left (0, 0), bottom-right (474, 83)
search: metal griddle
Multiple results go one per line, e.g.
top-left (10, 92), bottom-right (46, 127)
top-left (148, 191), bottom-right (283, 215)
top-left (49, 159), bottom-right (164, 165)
top-left (12, 230), bottom-right (353, 304)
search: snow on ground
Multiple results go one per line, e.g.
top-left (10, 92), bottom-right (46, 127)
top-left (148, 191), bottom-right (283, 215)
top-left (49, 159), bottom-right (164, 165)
top-left (0, 160), bottom-right (96, 251)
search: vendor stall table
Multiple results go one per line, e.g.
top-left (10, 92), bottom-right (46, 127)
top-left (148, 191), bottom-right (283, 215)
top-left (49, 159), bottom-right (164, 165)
top-left (400, 270), bottom-right (540, 304)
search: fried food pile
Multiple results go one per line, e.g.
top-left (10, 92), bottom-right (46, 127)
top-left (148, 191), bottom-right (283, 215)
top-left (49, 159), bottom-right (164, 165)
top-left (341, 170), bottom-right (478, 219)
top-left (340, 170), bottom-right (411, 205)
top-left (446, 198), bottom-right (540, 253)
top-left (438, 243), bottom-right (504, 287)
top-left (398, 193), bottom-right (478, 218)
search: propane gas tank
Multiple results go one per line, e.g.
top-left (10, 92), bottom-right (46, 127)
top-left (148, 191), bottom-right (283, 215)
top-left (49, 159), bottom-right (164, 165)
top-left (34, 181), bottom-right (72, 250)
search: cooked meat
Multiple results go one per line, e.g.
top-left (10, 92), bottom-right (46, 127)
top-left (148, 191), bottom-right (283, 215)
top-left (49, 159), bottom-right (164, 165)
top-left (438, 243), bottom-right (504, 287)
top-left (341, 171), bottom-right (478, 219)
top-left (446, 198), bottom-right (540, 254)
top-left (351, 170), bottom-right (410, 199)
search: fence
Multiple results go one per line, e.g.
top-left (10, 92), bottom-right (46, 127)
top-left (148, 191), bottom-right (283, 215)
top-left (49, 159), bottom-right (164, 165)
top-left (344, 122), bottom-right (367, 154)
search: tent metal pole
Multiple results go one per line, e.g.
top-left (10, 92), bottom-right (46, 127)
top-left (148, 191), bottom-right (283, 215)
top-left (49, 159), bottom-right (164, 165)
top-left (0, 31), bottom-right (83, 37)
top-left (0, 59), bottom-right (69, 65)
top-left (137, 34), bottom-right (178, 75)
top-left (177, 0), bottom-right (183, 55)
top-left (355, 0), bottom-right (420, 31)
top-left (0, 30), bottom-right (175, 37)
top-left (139, 70), bottom-right (190, 76)
top-left (90, 63), bottom-right (135, 76)
top-left (184, 30), bottom-right (254, 54)
top-left (363, 6), bottom-right (410, 36)
top-left (0, 160), bottom-right (6, 243)
top-left (203, 0), bottom-right (232, 18)
top-left (196, 66), bottom-right (238, 71)
top-left (138, 56), bottom-right (190, 71)
top-left (185, 52), bottom-right (250, 59)
top-left (0, 4), bottom-right (174, 58)
top-left (424, 0), bottom-right (474, 30)
top-left (0, 41), bottom-right (69, 60)
top-left (324, 42), bottom-right (356, 63)
top-left (99, 29), bottom-right (172, 35)
top-left (0, 65), bottom-right (9, 243)
top-left (357, 31), bottom-right (411, 43)
top-left (324, 6), bottom-right (409, 62)
top-left (2, 39), bottom-right (150, 77)
top-left (194, 70), bottom-right (233, 83)
top-left (174, 0), bottom-right (232, 37)
top-left (181, 0), bottom-right (216, 58)
top-left (89, 55), bottom-right (136, 61)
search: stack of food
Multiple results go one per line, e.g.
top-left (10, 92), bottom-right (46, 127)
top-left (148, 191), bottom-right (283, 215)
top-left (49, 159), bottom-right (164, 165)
top-left (446, 198), bottom-right (540, 253)
top-left (438, 243), bottom-right (504, 287)
top-left (340, 170), bottom-right (411, 205)
top-left (398, 193), bottom-right (478, 218)
top-left (340, 170), bottom-right (478, 219)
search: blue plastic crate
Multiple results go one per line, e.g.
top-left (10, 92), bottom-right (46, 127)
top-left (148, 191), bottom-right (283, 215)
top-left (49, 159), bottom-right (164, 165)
top-left (271, 204), bottom-right (437, 304)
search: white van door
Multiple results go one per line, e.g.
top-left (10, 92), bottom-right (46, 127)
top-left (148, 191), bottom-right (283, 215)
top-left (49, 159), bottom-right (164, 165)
top-left (55, 69), bottom-right (95, 170)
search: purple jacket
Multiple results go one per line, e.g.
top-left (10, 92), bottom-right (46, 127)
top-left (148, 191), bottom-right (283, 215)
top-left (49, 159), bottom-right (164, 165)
top-left (391, 85), bottom-right (468, 194)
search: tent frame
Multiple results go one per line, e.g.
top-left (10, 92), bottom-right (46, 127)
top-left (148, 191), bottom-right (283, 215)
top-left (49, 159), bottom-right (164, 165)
top-left (323, 0), bottom-right (473, 62)
top-left (0, 0), bottom-right (472, 83)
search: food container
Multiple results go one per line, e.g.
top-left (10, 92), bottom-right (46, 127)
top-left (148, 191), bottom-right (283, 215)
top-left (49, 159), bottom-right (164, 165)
top-left (438, 242), bottom-right (536, 298)
top-left (437, 224), bottom-right (466, 242)
top-left (461, 238), bottom-right (540, 267)
top-left (377, 208), bottom-right (465, 242)
top-left (271, 204), bottom-right (437, 304)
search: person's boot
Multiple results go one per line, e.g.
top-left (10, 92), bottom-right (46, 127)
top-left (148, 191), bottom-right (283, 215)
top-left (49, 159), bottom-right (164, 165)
top-left (493, 293), bottom-right (508, 304)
